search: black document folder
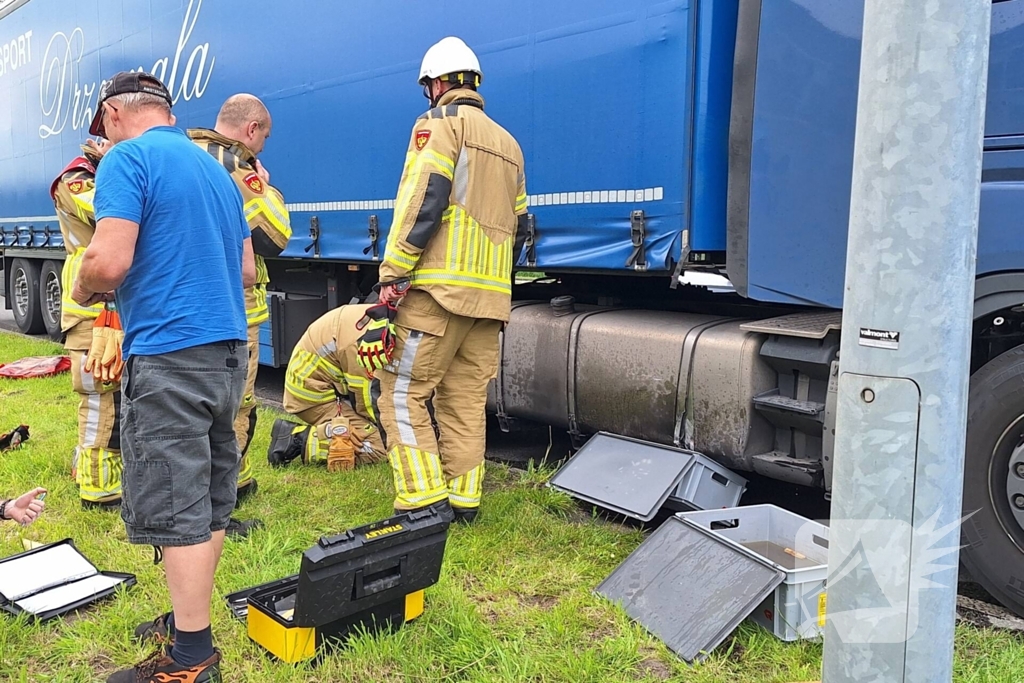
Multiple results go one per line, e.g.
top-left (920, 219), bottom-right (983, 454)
top-left (0, 539), bottom-right (136, 622)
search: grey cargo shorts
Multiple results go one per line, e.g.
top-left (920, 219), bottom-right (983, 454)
top-left (120, 340), bottom-right (246, 546)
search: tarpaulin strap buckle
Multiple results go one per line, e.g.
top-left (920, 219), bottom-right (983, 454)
top-left (362, 214), bottom-right (380, 261)
top-left (524, 214), bottom-right (538, 268)
top-left (625, 209), bottom-right (648, 272)
top-left (304, 215), bottom-right (321, 258)
top-left (41, 226), bottom-right (52, 247)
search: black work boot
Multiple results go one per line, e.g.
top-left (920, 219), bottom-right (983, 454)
top-left (234, 478), bottom-right (258, 506)
top-left (106, 648), bottom-right (222, 683)
top-left (452, 507), bottom-right (479, 525)
top-left (81, 495), bottom-right (122, 511)
top-left (396, 499), bottom-right (455, 525)
top-left (225, 517), bottom-right (264, 539)
top-left (267, 419), bottom-right (309, 467)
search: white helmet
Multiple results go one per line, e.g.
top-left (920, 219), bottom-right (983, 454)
top-left (418, 37), bottom-right (482, 86)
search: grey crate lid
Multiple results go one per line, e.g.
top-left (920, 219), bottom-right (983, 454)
top-left (549, 432), bottom-right (696, 521)
top-left (596, 516), bottom-right (785, 663)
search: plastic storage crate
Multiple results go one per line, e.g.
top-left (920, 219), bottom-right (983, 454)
top-left (667, 453), bottom-right (747, 511)
top-left (678, 504), bottom-right (829, 641)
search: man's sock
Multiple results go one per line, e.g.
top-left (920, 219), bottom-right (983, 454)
top-left (169, 624), bottom-right (214, 667)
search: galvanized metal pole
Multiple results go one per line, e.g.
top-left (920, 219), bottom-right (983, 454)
top-left (822, 1), bottom-right (991, 682)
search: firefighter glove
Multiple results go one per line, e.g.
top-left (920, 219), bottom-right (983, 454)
top-left (355, 302), bottom-right (399, 373)
top-left (84, 306), bottom-right (124, 384)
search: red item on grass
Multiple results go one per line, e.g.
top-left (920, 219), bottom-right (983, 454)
top-left (0, 355), bottom-right (71, 378)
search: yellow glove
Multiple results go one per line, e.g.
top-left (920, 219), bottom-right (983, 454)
top-left (86, 306), bottom-right (124, 384)
top-left (99, 325), bottom-right (124, 384)
top-left (83, 308), bottom-right (111, 377)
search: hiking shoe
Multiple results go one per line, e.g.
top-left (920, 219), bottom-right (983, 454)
top-left (234, 478), bottom-right (258, 506)
top-left (267, 419), bottom-right (308, 467)
top-left (81, 495), bottom-right (122, 511)
top-left (133, 612), bottom-right (172, 644)
top-left (106, 648), bottom-right (221, 683)
top-left (225, 517), bottom-right (264, 539)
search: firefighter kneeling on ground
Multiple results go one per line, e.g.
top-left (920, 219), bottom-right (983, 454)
top-left (51, 139), bottom-right (125, 509)
top-left (357, 37), bottom-right (529, 525)
top-left (267, 304), bottom-right (387, 471)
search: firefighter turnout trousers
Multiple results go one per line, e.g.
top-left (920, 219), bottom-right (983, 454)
top-left (376, 290), bottom-right (499, 512)
top-left (65, 322), bottom-right (122, 503)
top-left (233, 324), bottom-right (260, 489)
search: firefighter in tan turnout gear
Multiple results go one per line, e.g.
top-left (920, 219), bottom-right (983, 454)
top-left (50, 140), bottom-right (123, 509)
top-left (358, 37), bottom-right (528, 523)
top-left (266, 304), bottom-right (387, 470)
top-left (188, 94), bottom-right (292, 504)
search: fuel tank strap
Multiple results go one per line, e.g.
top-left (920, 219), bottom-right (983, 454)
top-left (673, 319), bottom-right (740, 449)
top-left (566, 309), bottom-right (617, 439)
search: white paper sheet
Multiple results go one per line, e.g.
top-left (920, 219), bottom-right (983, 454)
top-left (14, 574), bottom-right (124, 614)
top-left (0, 543), bottom-right (97, 600)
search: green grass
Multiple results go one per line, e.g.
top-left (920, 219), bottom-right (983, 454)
top-left (0, 331), bottom-right (1022, 682)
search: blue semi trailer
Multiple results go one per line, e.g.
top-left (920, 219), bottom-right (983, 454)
top-left (3, 0), bottom-right (1024, 616)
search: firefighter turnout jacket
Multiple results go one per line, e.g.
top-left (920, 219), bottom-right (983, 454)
top-left (284, 304), bottom-right (381, 431)
top-left (51, 150), bottom-right (123, 505)
top-left (50, 152), bottom-right (102, 331)
top-left (379, 89), bottom-right (527, 322)
top-left (188, 128), bottom-right (292, 327)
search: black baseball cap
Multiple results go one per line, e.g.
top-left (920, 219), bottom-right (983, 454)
top-left (89, 71), bottom-right (173, 137)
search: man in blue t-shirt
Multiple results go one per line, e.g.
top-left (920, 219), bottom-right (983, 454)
top-left (73, 71), bottom-right (255, 683)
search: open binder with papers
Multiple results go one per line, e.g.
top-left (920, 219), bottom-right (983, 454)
top-left (0, 539), bottom-right (136, 621)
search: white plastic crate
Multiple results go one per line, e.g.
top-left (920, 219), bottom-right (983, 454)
top-left (678, 504), bottom-right (830, 641)
top-left (667, 453), bottom-right (747, 511)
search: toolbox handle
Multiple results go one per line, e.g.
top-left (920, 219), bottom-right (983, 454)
top-left (318, 530), bottom-right (356, 547)
top-left (353, 555), bottom-right (408, 600)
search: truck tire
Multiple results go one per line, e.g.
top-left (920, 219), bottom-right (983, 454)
top-left (9, 258), bottom-right (44, 335)
top-left (962, 345), bottom-right (1024, 618)
top-left (39, 260), bottom-right (64, 342)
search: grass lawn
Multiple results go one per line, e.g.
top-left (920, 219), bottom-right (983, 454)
top-left (0, 331), bottom-right (1022, 682)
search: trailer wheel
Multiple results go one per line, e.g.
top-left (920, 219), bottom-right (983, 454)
top-left (39, 260), bottom-right (64, 341)
top-left (962, 344), bottom-right (1024, 618)
top-left (9, 258), bottom-right (44, 335)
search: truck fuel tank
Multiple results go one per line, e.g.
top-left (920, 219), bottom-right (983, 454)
top-left (493, 302), bottom-right (776, 469)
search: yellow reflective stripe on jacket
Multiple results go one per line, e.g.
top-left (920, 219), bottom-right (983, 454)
top-left (244, 193), bottom-right (292, 241)
top-left (382, 150), bottom-right (457, 273)
top-left (246, 262), bottom-right (270, 326)
top-left (384, 246), bottom-right (419, 270)
top-left (515, 191), bottom-right (528, 214)
top-left (408, 270), bottom-right (513, 294)
top-left (60, 249), bottom-right (103, 319)
top-left (419, 150), bottom-right (455, 179)
top-left (316, 355), bottom-right (345, 385)
top-left (285, 348), bottom-right (335, 404)
top-left (70, 190), bottom-right (96, 225)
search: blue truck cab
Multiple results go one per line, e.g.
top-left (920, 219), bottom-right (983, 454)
top-left (3, 0), bottom-right (1024, 616)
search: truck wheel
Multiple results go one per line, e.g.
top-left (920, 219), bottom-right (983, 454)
top-left (39, 260), bottom-right (64, 342)
top-left (9, 258), bottom-right (44, 335)
top-left (962, 345), bottom-right (1024, 618)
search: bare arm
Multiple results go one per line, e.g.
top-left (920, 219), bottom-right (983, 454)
top-left (73, 216), bottom-right (139, 305)
top-left (242, 236), bottom-right (256, 288)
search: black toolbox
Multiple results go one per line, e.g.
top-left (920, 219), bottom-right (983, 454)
top-left (233, 507), bottom-right (449, 662)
